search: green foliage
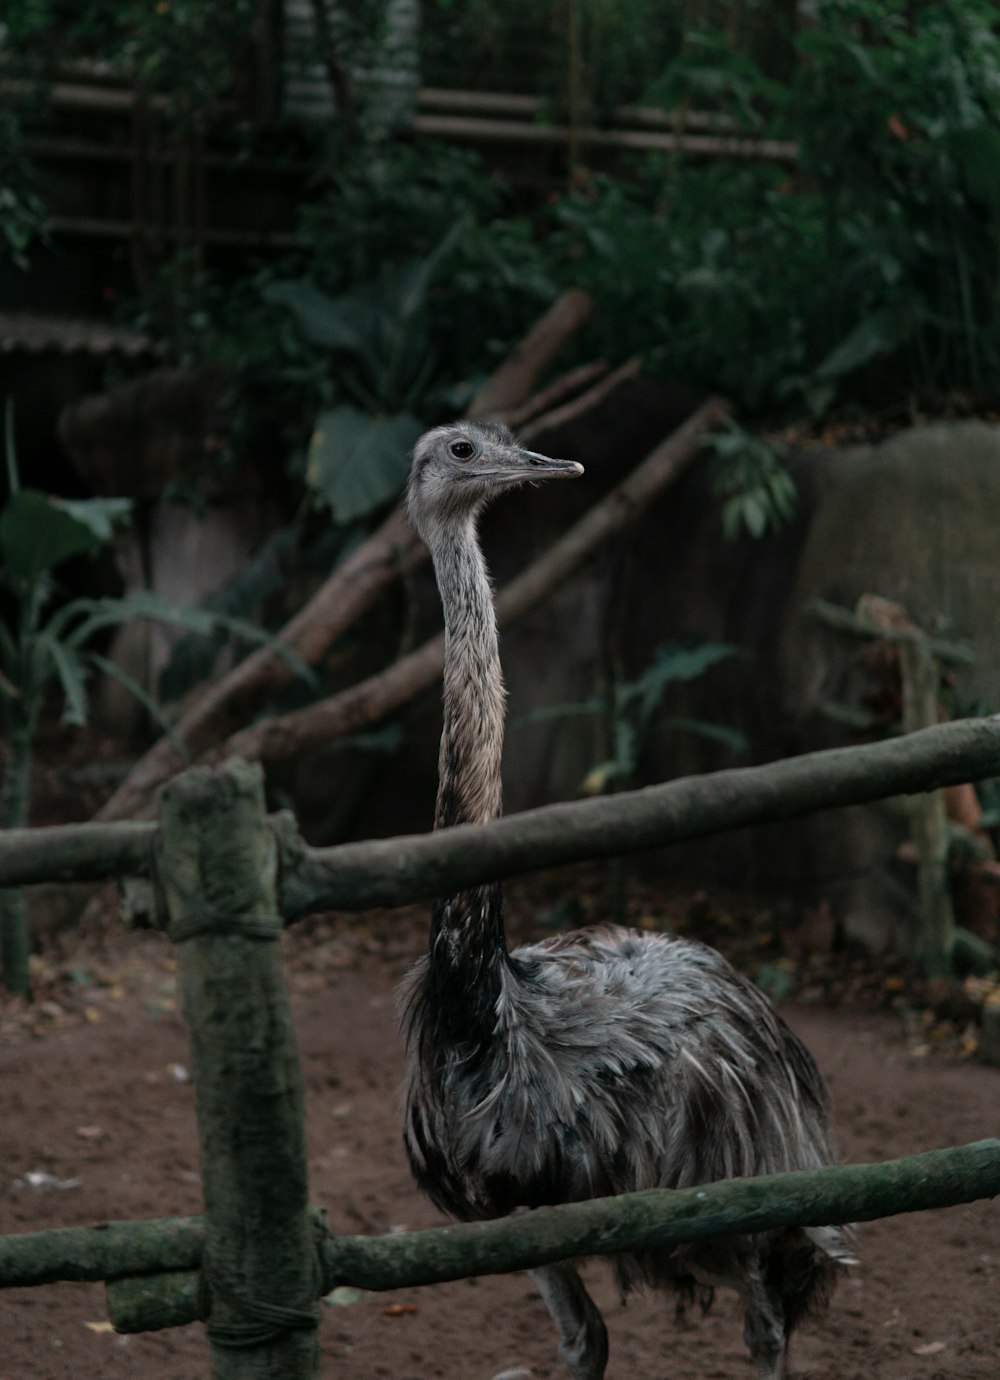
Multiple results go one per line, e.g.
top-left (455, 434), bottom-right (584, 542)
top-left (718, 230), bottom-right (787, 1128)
top-left (541, 0), bottom-right (1000, 413)
top-left (305, 409), bottom-right (423, 524)
top-left (5, 0), bottom-right (262, 120)
top-left (295, 141), bottom-right (556, 384)
top-left (0, 107), bottom-right (47, 269)
top-left (704, 419), bottom-right (797, 540)
top-left (525, 641), bottom-right (746, 796)
top-left (267, 224), bottom-right (464, 414)
top-left (523, 640), bottom-right (745, 921)
top-left (421, 0), bottom-right (684, 111)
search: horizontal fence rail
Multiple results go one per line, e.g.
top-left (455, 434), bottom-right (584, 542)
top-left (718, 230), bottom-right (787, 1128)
top-left (5, 730), bottom-right (1000, 1374)
top-left (1, 717), bottom-right (1000, 915)
top-left (3, 1141), bottom-right (998, 1335)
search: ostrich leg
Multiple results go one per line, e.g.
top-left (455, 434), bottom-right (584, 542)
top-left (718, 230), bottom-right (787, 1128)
top-left (741, 1271), bottom-right (786, 1380)
top-left (530, 1263), bottom-right (609, 1380)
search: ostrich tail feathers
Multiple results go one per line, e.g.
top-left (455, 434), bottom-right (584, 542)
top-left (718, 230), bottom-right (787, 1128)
top-left (804, 1224), bottom-right (859, 1266)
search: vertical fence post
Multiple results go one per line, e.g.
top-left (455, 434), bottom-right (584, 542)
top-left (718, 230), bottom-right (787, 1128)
top-left (899, 633), bottom-right (955, 976)
top-left (157, 759), bottom-right (320, 1379)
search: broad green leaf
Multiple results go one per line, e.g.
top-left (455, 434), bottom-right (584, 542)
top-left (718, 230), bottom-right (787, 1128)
top-left (815, 309), bottom-right (904, 381)
top-left (306, 406), bottom-right (423, 524)
top-left (263, 279), bottom-right (373, 352)
top-left (0, 490), bottom-right (108, 581)
top-left (59, 497), bottom-right (132, 545)
top-left (390, 221), bottom-right (465, 323)
top-left (741, 493), bottom-right (767, 538)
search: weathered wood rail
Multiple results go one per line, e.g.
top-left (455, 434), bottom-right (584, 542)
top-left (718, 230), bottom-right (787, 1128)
top-left (3, 719), bottom-right (1000, 1376)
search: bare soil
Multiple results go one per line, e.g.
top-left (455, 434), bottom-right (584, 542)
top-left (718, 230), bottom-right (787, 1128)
top-left (1, 899), bottom-right (998, 1380)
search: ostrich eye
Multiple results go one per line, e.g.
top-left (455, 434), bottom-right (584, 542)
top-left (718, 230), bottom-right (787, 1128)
top-left (449, 440), bottom-right (475, 461)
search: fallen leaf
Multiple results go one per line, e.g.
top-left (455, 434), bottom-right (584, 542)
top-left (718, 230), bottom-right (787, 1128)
top-left (382, 1302), bottom-right (417, 1316)
top-left (83, 1007), bottom-right (103, 1024)
top-left (84, 1321), bottom-right (116, 1334)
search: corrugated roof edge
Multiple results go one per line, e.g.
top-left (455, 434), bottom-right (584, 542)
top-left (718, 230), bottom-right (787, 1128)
top-left (0, 312), bottom-right (165, 359)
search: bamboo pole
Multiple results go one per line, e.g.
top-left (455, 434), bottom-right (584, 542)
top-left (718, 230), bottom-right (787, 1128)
top-left (58, 1138), bottom-right (998, 1331)
top-left (157, 760), bottom-right (319, 1379)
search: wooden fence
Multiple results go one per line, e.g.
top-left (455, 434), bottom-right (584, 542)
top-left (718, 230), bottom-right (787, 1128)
top-left (3, 719), bottom-right (1000, 1376)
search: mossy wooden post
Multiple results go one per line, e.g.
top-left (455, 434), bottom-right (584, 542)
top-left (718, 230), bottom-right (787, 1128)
top-left (157, 760), bottom-right (320, 1379)
top-left (899, 632), bottom-right (955, 976)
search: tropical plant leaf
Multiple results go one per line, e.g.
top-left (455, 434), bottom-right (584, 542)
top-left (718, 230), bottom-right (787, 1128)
top-left (516, 697), bottom-right (608, 725)
top-left (306, 406), bottom-right (423, 523)
top-left (37, 632), bottom-right (89, 727)
top-left (814, 308), bottom-right (905, 381)
top-left (157, 524), bottom-right (304, 704)
top-left (263, 279), bottom-right (373, 352)
top-left (58, 497), bottom-right (132, 545)
top-left (86, 653), bottom-right (190, 762)
top-left (662, 715), bottom-right (748, 753)
top-left (620, 642), bottom-right (739, 728)
top-left (63, 591), bottom-right (314, 683)
top-left (0, 490), bottom-right (114, 582)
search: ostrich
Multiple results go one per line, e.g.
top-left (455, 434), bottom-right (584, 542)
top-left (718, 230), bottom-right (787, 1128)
top-left (401, 420), bottom-right (854, 1380)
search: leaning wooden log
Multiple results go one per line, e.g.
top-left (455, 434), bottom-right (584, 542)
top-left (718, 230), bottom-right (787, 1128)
top-left (466, 287), bottom-right (594, 421)
top-left (503, 359), bottom-right (610, 429)
top-left (93, 289), bottom-right (596, 824)
top-left (215, 395), bottom-right (730, 768)
top-left (1, 1141), bottom-right (987, 1331)
top-left (519, 356), bottom-right (643, 442)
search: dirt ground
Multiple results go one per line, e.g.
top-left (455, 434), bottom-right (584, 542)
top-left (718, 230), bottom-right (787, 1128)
top-left (1, 898), bottom-right (999, 1380)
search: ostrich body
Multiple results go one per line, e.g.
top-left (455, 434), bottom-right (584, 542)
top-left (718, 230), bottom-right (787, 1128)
top-left (401, 421), bottom-right (853, 1380)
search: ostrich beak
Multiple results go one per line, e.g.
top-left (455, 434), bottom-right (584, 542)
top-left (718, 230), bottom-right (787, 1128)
top-left (513, 449), bottom-right (585, 480)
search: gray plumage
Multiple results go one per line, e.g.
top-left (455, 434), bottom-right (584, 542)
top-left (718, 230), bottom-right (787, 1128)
top-left (400, 421), bottom-right (854, 1380)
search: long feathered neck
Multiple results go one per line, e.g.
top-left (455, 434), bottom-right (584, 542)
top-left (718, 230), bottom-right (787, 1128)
top-left (425, 510), bottom-right (510, 1022)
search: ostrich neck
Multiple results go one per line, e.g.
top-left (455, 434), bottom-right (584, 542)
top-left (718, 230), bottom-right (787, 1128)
top-left (425, 515), bottom-right (510, 1009)
top-left (432, 519), bottom-right (505, 830)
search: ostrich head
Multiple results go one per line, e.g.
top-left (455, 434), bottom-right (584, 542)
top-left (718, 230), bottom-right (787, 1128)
top-left (407, 421), bottom-right (584, 544)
